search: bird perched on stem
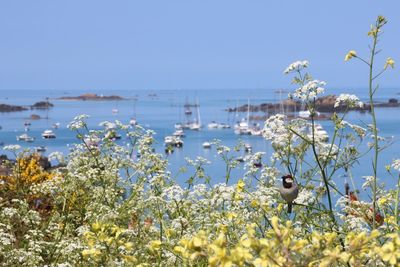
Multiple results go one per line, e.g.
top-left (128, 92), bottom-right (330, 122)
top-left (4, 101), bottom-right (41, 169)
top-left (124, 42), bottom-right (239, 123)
top-left (279, 174), bottom-right (299, 213)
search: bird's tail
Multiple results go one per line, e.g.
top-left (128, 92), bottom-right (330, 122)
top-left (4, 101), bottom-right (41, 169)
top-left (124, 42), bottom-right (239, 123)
top-left (288, 202), bottom-right (293, 213)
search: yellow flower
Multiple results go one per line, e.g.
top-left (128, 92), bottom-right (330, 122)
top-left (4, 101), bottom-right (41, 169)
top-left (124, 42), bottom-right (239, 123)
top-left (345, 50), bottom-right (357, 61)
top-left (92, 222), bottom-right (101, 232)
top-left (250, 199), bottom-right (259, 208)
top-left (378, 197), bottom-right (388, 206)
top-left (148, 240), bottom-right (162, 251)
top-left (226, 212), bottom-right (237, 220)
top-left (124, 242), bottom-right (134, 250)
top-left (236, 179), bottom-right (245, 193)
top-left (384, 57), bottom-right (395, 69)
top-left (82, 248), bottom-right (101, 259)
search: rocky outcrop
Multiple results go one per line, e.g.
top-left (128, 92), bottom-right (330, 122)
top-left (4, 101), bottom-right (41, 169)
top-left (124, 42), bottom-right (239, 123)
top-left (29, 114), bottom-right (41, 120)
top-left (31, 101), bottom-right (54, 109)
top-left (58, 93), bottom-right (125, 101)
top-left (0, 104), bottom-right (28, 112)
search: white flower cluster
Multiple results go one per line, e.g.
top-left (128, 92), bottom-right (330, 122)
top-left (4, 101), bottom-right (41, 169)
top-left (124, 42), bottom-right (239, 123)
top-left (284, 60), bottom-right (309, 74)
top-left (48, 151), bottom-right (64, 164)
top-left (391, 159), bottom-right (400, 171)
top-left (67, 114), bottom-right (90, 130)
top-left (290, 80), bottom-right (326, 101)
top-left (334, 94), bottom-right (363, 108)
top-left (3, 144), bottom-right (21, 151)
top-left (263, 114), bottom-right (288, 146)
top-left (340, 121), bottom-right (367, 138)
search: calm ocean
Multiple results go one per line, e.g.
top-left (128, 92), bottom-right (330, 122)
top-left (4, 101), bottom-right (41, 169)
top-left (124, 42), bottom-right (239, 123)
top-left (0, 88), bottom-right (399, 189)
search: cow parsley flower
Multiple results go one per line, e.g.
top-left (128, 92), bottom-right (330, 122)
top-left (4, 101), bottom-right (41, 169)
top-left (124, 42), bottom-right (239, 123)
top-left (391, 159), bottom-right (400, 171)
top-left (68, 114), bottom-right (90, 130)
top-left (290, 80), bottom-right (326, 101)
top-left (334, 94), bottom-right (363, 108)
top-left (284, 60), bottom-right (309, 74)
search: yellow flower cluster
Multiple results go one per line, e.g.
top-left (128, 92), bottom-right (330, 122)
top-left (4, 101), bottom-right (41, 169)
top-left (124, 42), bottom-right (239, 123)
top-left (82, 222), bottom-right (137, 264)
top-left (174, 217), bottom-right (400, 266)
top-left (0, 153), bottom-right (54, 191)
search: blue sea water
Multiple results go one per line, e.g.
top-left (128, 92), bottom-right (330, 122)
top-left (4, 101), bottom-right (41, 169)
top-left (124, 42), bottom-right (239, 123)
top-left (0, 88), bottom-right (399, 190)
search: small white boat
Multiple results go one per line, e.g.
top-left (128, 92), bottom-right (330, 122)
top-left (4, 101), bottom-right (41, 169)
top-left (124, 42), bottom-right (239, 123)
top-left (174, 123), bottom-right (183, 130)
top-left (236, 156), bottom-right (245, 163)
top-left (35, 146), bottom-right (46, 152)
top-left (299, 110), bottom-right (321, 118)
top-left (112, 108), bottom-right (119, 115)
top-left (164, 136), bottom-right (175, 146)
top-left (52, 122), bottom-right (61, 129)
top-left (173, 129), bottom-right (185, 137)
top-left (217, 123), bottom-right (231, 129)
top-left (250, 129), bottom-right (263, 136)
top-left (244, 143), bottom-right (252, 153)
top-left (42, 129), bottom-right (56, 139)
top-left (17, 133), bottom-right (35, 142)
top-left (190, 122), bottom-right (201, 131)
top-left (207, 121), bottom-right (219, 129)
top-left (202, 141), bottom-right (211, 149)
top-left (174, 137), bottom-right (184, 148)
top-left (129, 118), bottom-right (137, 126)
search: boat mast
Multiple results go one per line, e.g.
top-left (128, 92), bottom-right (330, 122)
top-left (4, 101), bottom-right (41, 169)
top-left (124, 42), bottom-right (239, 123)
top-left (197, 98), bottom-right (201, 127)
top-left (247, 98), bottom-right (250, 125)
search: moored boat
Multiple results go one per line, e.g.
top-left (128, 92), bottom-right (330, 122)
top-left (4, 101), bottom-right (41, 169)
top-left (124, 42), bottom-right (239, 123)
top-left (42, 129), bottom-right (56, 139)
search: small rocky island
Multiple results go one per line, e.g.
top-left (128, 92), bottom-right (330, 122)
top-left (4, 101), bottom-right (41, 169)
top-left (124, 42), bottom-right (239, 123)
top-left (31, 101), bottom-right (54, 109)
top-left (58, 93), bottom-right (126, 101)
top-left (0, 101), bottom-right (54, 113)
top-left (0, 104), bottom-right (28, 112)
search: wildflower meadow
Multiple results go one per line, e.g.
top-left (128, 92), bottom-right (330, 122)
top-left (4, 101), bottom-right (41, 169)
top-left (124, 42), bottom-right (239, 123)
top-left (0, 16), bottom-right (399, 266)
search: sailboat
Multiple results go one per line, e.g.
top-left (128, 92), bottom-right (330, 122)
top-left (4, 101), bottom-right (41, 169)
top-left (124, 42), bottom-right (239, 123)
top-left (234, 99), bottom-right (251, 135)
top-left (42, 97), bottom-right (56, 139)
top-left (129, 97), bottom-right (138, 126)
top-left (190, 99), bottom-right (201, 130)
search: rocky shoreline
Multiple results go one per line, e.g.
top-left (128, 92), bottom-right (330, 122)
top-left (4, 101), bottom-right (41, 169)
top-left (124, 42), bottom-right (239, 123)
top-left (58, 93), bottom-right (126, 101)
top-left (0, 101), bottom-right (54, 113)
top-left (227, 95), bottom-right (399, 114)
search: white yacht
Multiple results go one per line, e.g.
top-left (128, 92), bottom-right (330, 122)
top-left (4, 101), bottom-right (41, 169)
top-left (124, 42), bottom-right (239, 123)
top-left (42, 130), bottom-right (56, 139)
top-left (173, 129), bottom-right (185, 137)
top-left (164, 136), bottom-right (175, 146)
top-left (190, 99), bottom-right (202, 130)
top-left (217, 123), bottom-right (231, 129)
top-left (17, 133), bottom-right (35, 142)
top-left (202, 141), bottom-right (211, 149)
top-left (207, 121), bottom-right (219, 129)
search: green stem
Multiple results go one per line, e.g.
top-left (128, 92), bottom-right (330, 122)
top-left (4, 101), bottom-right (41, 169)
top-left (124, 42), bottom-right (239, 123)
top-left (368, 29), bottom-right (379, 229)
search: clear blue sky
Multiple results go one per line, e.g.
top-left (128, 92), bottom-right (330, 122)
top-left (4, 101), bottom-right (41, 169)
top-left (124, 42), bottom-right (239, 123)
top-left (0, 0), bottom-right (399, 90)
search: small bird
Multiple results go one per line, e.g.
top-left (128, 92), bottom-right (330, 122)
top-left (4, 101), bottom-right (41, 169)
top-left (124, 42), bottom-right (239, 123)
top-left (279, 174), bottom-right (299, 213)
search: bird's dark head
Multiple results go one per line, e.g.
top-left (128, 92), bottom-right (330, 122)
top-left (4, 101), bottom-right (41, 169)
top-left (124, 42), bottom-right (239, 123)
top-left (282, 174), bottom-right (294, 188)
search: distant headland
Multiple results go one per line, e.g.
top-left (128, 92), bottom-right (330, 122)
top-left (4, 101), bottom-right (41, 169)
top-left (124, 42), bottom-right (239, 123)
top-left (57, 93), bottom-right (126, 101)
